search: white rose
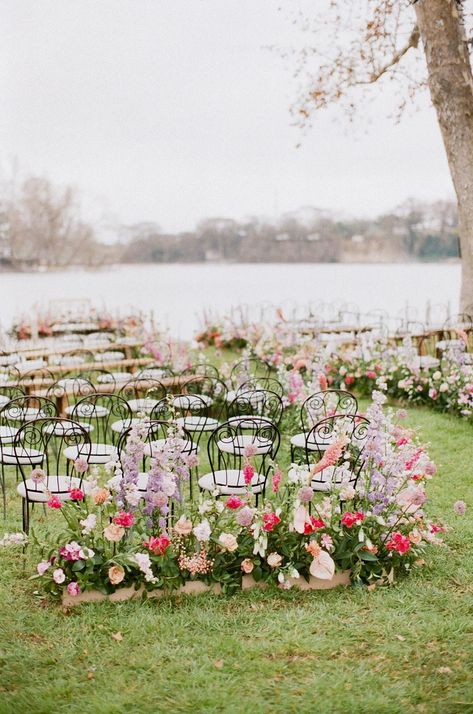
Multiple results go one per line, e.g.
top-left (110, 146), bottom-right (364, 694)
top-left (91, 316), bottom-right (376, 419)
top-left (439, 383), bottom-right (449, 393)
top-left (432, 371), bottom-right (441, 380)
top-left (218, 533), bottom-right (238, 552)
top-left (193, 519), bottom-right (211, 542)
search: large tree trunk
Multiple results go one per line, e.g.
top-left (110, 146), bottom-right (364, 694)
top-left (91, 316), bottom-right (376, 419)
top-left (414, 0), bottom-right (473, 313)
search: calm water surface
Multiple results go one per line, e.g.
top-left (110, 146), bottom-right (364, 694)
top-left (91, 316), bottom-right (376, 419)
top-left (0, 263), bottom-right (460, 339)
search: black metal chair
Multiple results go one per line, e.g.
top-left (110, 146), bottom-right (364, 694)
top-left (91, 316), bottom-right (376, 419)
top-left (198, 418), bottom-right (280, 502)
top-left (229, 357), bottom-right (271, 389)
top-left (65, 393), bottom-right (132, 464)
top-left (290, 389), bottom-right (358, 462)
top-left (227, 389), bottom-right (284, 427)
top-left (14, 417), bottom-right (91, 533)
top-left (304, 414), bottom-right (370, 493)
top-left (180, 363), bottom-right (221, 379)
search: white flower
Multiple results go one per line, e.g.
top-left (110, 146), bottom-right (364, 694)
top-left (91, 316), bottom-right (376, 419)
top-left (0, 532), bottom-right (28, 547)
top-left (125, 486), bottom-right (141, 507)
top-left (161, 475), bottom-right (177, 497)
top-left (53, 568), bottom-right (65, 584)
top-left (106, 475), bottom-right (122, 493)
top-left (79, 547), bottom-right (95, 560)
top-left (193, 519), bottom-right (212, 542)
top-left (133, 552), bottom-right (158, 583)
top-left (80, 514), bottom-right (97, 535)
top-left (198, 500), bottom-right (214, 514)
top-left (439, 383), bottom-right (449, 393)
top-left (432, 371), bottom-right (442, 380)
top-left (218, 533), bottom-right (238, 552)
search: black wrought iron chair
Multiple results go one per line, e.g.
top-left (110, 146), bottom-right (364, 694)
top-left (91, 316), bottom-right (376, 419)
top-left (14, 417), bottom-right (91, 533)
top-left (198, 418), bottom-right (280, 502)
top-left (290, 389), bottom-right (358, 462)
top-left (304, 414), bottom-right (370, 493)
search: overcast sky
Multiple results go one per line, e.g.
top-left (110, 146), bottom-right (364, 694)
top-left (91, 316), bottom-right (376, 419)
top-left (1, 0), bottom-right (454, 234)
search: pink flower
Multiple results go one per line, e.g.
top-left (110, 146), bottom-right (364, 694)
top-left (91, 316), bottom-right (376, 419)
top-left (298, 486), bottom-right (314, 503)
top-left (67, 581), bottom-right (81, 597)
top-left (262, 512), bottom-right (280, 532)
top-left (73, 457), bottom-right (89, 474)
top-left (454, 500), bottom-right (466, 515)
top-left (59, 542), bottom-right (82, 561)
top-left (311, 439), bottom-right (345, 475)
top-left (143, 535), bottom-right (171, 555)
top-left (386, 532), bottom-right (411, 555)
top-left (272, 468), bottom-right (282, 493)
top-left (243, 443), bottom-right (258, 458)
top-left (53, 568), bottom-right (65, 584)
top-left (366, 371), bottom-right (377, 379)
top-left (68, 488), bottom-right (84, 501)
top-left (303, 516), bottom-right (325, 534)
top-left (321, 533), bottom-right (334, 551)
top-left (30, 468), bottom-right (46, 484)
top-left (318, 373), bottom-right (328, 391)
top-left (236, 506), bottom-right (254, 527)
top-left (36, 560), bottom-right (50, 576)
top-left (226, 496), bottom-right (244, 510)
top-left (113, 511), bottom-right (135, 528)
top-left (345, 375), bottom-right (355, 386)
top-left (341, 511), bottom-right (365, 528)
top-left (243, 463), bottom-right (255, 485)
top-left (47, 495), bottom-right (62, 509)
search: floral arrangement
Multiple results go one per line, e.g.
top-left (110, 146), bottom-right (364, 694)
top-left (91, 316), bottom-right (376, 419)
top-left (27, 395), bottom-right (444, 601)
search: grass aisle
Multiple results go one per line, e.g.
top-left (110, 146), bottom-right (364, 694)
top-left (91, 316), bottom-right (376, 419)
top-left (0, 408), bottom-right (472, 714)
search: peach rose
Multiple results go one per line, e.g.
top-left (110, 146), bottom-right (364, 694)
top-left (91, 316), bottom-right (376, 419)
top-left (103, 523), bottom-right (125, 542)
top-left (174, 515), bottom-right (193, 537)
top-left (108, 564), bottom-right (125, 585)
top-left (240, 558), bottom-right (254, 574)
top-left (267, 552), bottom-right (283, 568)
top-left (305, 541), bottom-right (321, 558)
top-left (93, 488), bottom-right (111, 505)
top-left (218, 533), bottom-right (238, 552)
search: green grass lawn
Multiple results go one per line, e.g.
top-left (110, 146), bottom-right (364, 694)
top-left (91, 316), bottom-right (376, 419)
top-left (0, 406), bottom-right (472, 713)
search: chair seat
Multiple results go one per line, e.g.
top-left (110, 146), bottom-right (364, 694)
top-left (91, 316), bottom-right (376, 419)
top-left (44, 420), bottom-right (93, 436)
top-left (137, 472), bottom-right (148, 492)
top-left (217, 434), bottom-right (272, 455)
top-left (227, 415), bottom-right (272, 429)
top-left (0, 446), bottom-right (44, 465)
top-left (225, 390), bottom-right (237, 403)
top-left (175, 416), bottom-right (219, 432)
top-left (0, 395), bottom-right (10, 409)
top-left (65, 404), bottom-right (109, 418)
top-left (4, 407), bottom-right (45, 422)
top-left (311, 466), bottom-right (355, 492)
top-left (127, 398), bottom-right (159, 414)
top-left (0, 425), bottom-right (19, 444)
top-left (198, 469), bottom-right (266, 495)
top-left (64, 443), bottom-right (114, 464)
top-left (111, 417), bottom-right (143, 434)
top-left (95, 351), bottom-right (125, 362)
top-left (97, 372), bottom-right (133, 384)
top-left (173, 394), bottom-right (212, 410)
top-left (57, 378), bottom-right (92, 390)
top-left (143, 438), bottom-right (198, 457)
top-left (17, 475), bottom-right (82, 502)
top-left (290, 433), bottom-right (329, 451)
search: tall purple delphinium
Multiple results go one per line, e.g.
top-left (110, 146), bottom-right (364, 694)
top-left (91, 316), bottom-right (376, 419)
top-left (115, 421), bottom-right (147, 510)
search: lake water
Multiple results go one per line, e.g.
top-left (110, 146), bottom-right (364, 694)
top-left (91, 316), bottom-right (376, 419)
top-left (0, 263), bottom-right (461, 339)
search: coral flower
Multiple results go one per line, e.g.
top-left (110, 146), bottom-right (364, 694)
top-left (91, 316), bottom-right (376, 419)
top-left (113, 511), bottom-right (135, 528)
top-left (341, 511), bottom-right (365, 528)
top-left (47, 495), bottom-right (62, 509)
top-left (262, 512), bottom-right (280, 532)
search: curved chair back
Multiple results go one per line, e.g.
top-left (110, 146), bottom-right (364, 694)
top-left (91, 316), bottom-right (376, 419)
top-left (300, 389), bottom-right (358, 431)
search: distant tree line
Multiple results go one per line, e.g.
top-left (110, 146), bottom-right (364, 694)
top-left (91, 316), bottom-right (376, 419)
top-left (120, 200), bottom-right (459, 264)
top-left (0, 173), bottom-right (459, 269)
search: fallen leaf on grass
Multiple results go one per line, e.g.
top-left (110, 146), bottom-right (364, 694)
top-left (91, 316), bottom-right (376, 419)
top-left (437, 667), bottom-right (453, 674)
top-left (112, 632), bottom-right (123, 641)
top-left (214, 660), bottom-right (224, 669)
top-left (87, 672), bottom-right (94, 680)
top-left (395, 635), bottom-right (406, 641)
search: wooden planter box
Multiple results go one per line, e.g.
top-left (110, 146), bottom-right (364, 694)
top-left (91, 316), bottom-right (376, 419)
top-left (62, 570), bottom-right (351, 607)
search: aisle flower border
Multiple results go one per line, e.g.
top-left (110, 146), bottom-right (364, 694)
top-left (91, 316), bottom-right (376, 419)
top-left (25, 395), bottom-right (445, 605)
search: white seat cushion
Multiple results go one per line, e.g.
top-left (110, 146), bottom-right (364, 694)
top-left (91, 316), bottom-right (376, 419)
top-left (137, 472), bottom-right (148, 492)
top-left (111, 417), bottom-right (142, 434)
top-left (17, 475), bottom-right (82, 502)
top-left (64, 443), bottom-right (114, 464)
top-left (66, 404), bottom-right (109, 418)
top-left (175, 416), bottom-right (218, 432)
top-left (227, 415), bottom-right (272, 429)
top-left (198, 469), bottom-right (265, 495)
top-left (217, 434), bottom-right (272, 455)
top-left (127, 398), bottom-right (159, 414)
top-left (97, 372), bottom-right (133, 384)
top-left (311, 466), bottom-right (355, 492)
top-left (44, 420), bottom-right (93, 436)
top-left (173, 394), bottom-right (212, 410)
top-left (4, 407), bottom-right (45, 422)
top-left (143, 438), bottom-right (198, 457)
top-left (95, 351), bottom-right (125, 362)
top-left (290, 433), bottom-right (329, 451)
top-left (0, 395), bottom-right (10, 409)
top-left (57, 378), bottom-right (91, 390)
top-left (0, 425), bottom-right (19, 444)
top-left (0, 446), bottom-right (44, 465)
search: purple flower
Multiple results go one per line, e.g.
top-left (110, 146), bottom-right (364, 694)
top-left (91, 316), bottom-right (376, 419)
top-left (454, 500), bottom-right (466, 515)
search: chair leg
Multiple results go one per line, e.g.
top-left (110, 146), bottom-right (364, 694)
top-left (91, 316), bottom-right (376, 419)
top-left (22, 498), bottom-right (30, 535)
top-left (0, 463), bottom-right (6, 519)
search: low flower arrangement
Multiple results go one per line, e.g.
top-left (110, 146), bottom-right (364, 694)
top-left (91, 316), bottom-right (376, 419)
top-left (24, 394), bottom-right (445, 604)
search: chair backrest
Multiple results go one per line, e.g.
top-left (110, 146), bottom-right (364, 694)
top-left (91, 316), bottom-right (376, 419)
top-left (76, 368), bottom-right (118, 387)
top-left (180, 363), bottom-right (221, 379)
top-left (207, 418), bottom-right (280, 490)
top-left (0, 395), bottom-right (58, 431)
top-left (14, 417), bottom-right (91, 496)
top-left (118, 378), bottom-right (168, 412)
top-left (182, 376), bottom-right (228, 421)
top-left (300, 389), bottom-right (358, 430)
top-left (230, 357), bottom-right (271, 388)
top-left (69, 392), bottom-right (132, 443)
top-left (18, 367), bottom-right (56, 390)
top-left (227, 389), bottom-right (284, 425)
top-left (117, 418), bottom-right (195, 466)
top-left (305, 414), bottom-right (370, 489)
top-left (46, 377), bottom-right (96, 409)
top-left (238, 377), bottom-right (284, 398)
